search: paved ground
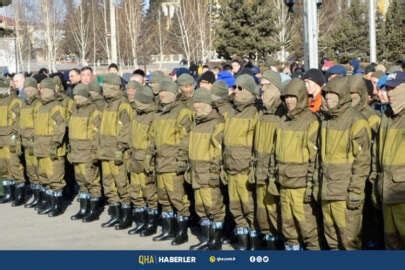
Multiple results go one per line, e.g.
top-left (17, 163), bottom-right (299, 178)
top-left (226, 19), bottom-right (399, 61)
top-left (0, 200), bottom-right (232, 250)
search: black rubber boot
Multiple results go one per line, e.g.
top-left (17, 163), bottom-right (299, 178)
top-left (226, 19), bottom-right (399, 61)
top-left (235, 234), bottom-right (250, 250)
top-left (250, 234), bottom-right (263, 250)
top-left (128, 209), bottom-right (146, 235)
top-left (101, 204), bottom-right (120, 228)
top-left (190, 224), bottom-right (210, 250)
top-left (171, 217), bottom-right (189, 246)
top-left (82, 198), bottom-right (102, 223)
top-left (0, 182), bottom-right (15, 204)
top-left (264, 234), bottom-right (279, 250)
top-left (48, 191), bottom-right (64, 217)
top-left (38, 190), bottom-right (52, 215)
top-left (140, 211), bottom-right (159, 237)
top-left (25, 185), bottom-right (40, 208)
top-left (71, 196), bottom-right (90, 220)
top-left (208, 226), bottom-right (223, 250)
top-left (115, 205), bottom-right (133, 230)
top-left (153, 217), bottom-right (175, 241)
top-left (11, 183), bottom-right (26, 207)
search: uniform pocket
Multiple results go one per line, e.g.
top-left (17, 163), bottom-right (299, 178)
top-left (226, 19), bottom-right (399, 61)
top-left (391, 167), bottom-right (405, 183)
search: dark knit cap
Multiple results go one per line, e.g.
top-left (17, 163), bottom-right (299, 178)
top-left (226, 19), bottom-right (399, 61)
top-left (199, 71), bottom-right (216, 84)
top-left (302, 69), bottom-right (326, 87)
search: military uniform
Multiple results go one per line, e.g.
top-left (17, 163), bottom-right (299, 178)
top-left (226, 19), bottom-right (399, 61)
top-left (377, 83), bottom-right (405, 249)
top-left (211, 80), bottom-right (234, 121)
top-left (321, 77), bottom-right (371, 250)
top-left (20, 77), bottom-right (42, 208)
top-left (149, 79), bottom-right (193, 245)
top-left (98, 74), bottom-right (132, 229)
top-left (68, 84), bottom-right (102, 222)
top-left (254, 70), bottom-right (284, 250)
top-left (0, 78), bottom-right (24, 204)
top-left (276, 79), bottom-right (320, 250)
top-left (127, 85), bottom-right (159, 236)
top-left (34, 78), bottom-right (67, 216)
top-left (188, 89), bottom-right (225, 250)
top-left (223, 75), bottom-right (259, 249)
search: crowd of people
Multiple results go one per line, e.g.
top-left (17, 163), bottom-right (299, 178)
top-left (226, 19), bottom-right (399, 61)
top-left (0, 57), bottom-right (405, 251)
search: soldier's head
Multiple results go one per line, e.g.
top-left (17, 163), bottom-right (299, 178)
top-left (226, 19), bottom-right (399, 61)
top-left (0, 77), bottom-right (10, 97)
top-left (158, 79), bottom-right (178, 105)
top-left (349, 75), bottom-right (368, 109)
top-left (80, 66), bottom-right (93, 85)
top-left (261, 70), bottom-right (282, 110)
top-left (211, 80), bottom-right (229, 101)
top-left (88, 79), bottom-right (102, 100)
top-left (23, 77), bottom-right (39, 99)
top-left (177, 73), bottom-right (195, 98)
top-left (192, 88), bottom-right (213, 118)
top-left (131, 69), bottom-right (146, 85)
top-left (134, 85), bottom-right (155, 112)
top-left (282, 78), bottom-right (308, 112)
top-left (127, 80), bottom-right (143, 103)
top-left (73, 83), bottom-right (90, 106)
top-left (39, 78), bottom-right (57, 102)
top-left (323, 76), bottom-right (351, 111)
top-left (149, 71), bottom-right (165, 95)
top-left (102, 73), bottom-right (122, 99)
top-left (234, 74), bottom-right (259, 104)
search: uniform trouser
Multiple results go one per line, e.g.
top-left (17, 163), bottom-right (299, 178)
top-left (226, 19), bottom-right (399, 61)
top-left (194, 186), bottom-right (225, 223)
top-left (156, 172), bottom-right (190, 217)
top-left (129, 172), bottom-right (158, 209)
top-left (101, 160), bottom-right (129, 204)
top-left (24, 150), bottom-right (39, 185)
top-left (256, 184), bottom-right (279, 235)
top-left (322, 200), bottom-right (363, 250)
top-left (74, 162), bottom-right (101, 198)
top-left (280, 188), bottom-right (320, 250)
top-left (227, 173), bottom-right (255, 229)
top-left (0, 146), bottom-right (25, 184)
top-left (383, 203), bottom-right (405, 250)
top-left (37, 156), bottom-right (65, 191)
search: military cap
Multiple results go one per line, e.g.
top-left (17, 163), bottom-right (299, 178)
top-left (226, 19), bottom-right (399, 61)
top-left (235, 74), bottom-right (259, 95)
top-left (176, 73), bottom-right (195, 87)
top-left (103, 73), bottom-right (122, 86)
top-left (24, 77), bottom-right (38, 89)
top-left (135, 85), bottom-right (154, 104)
top-left (150, 71), bottom-right (165, 84)
top-left (73, 83), bottom-right (90, 98)
top-left (261, 70), bottom-right (282, 90)
top-left (88, 79), bottom-right (102, 93)
top-left (127, 80), bottom-right (143, 91)
top-left (193, 88), bottom-right (212, 105)
top-left (211, 80), bottom-right (229, 98)
top-left (159, 78), bottom-right (178, 95)
top-left (40, 78), bottom-right (57, 90)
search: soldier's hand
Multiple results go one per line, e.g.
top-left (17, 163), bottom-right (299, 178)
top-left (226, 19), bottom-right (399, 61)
top-left (176, 161), bottom-right (188, 175)
top-left (347, 192), bottom-right (363, 210)
top-left (267, 178), bottom-right (279, 196)
top-left (114, 159), bottom-right (123, 166)
top-left (304, 185), bottom-right (313, 203)
top-left (220, 167), bottom-right (228, 186)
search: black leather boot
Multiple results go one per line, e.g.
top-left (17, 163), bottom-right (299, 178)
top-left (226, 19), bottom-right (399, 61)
top-left (171, 217), bottom-right (189, 246)
top-left (208, 226), bottom-right (223, 250)
top-left (153, 217), bottom-right (175, 241)
top-left (12, 183), bottom-right (26, 207)
top-left (190, 224), bottom-right (210, 250)
top-left (128, 209), bottom-right (146, 235)
top-left (115, 204), bottom-right (133, 230)
top-left (0, 181), bottom-right (15, 204)
top-left (71, 195), bottom-right (90, 220)
top-left (140, 211), bottom-right (159, 237)
top-left (38, 190), bottom-right (52, 215)
top-left (101, 203), bottom-right (120, 228)
top-left (235, 234), bottom-right (250, 250)
top-left (82, 198), bottom-right (102, 223)
top-left (48, 191), bottom-right (64, 217)
top-left (264, 234), bottom-right (279, 250)
top-left (25, 185), bottom-right (40, 208)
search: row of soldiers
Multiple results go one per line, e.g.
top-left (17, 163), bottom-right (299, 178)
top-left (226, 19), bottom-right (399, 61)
top-left (1, 68), bottom-right (405, 251)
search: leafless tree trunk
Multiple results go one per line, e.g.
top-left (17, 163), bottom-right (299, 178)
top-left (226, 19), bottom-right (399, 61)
top-left (41, 0), bottom-right (58, 72)
top-left (123, 0), bottom-right (142, 67)
top-left (70, 1), bottom-right (90, 65)
top-left (102, 0), bottom-right (111, 64)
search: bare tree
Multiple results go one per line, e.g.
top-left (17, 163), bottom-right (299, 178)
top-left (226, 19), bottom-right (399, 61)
top-left (41, 0), bottom-right (59, 72)
top-left (68, 1), bottom-right (91, 65)
top-left (122, 0), bottom-right (142, 67)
